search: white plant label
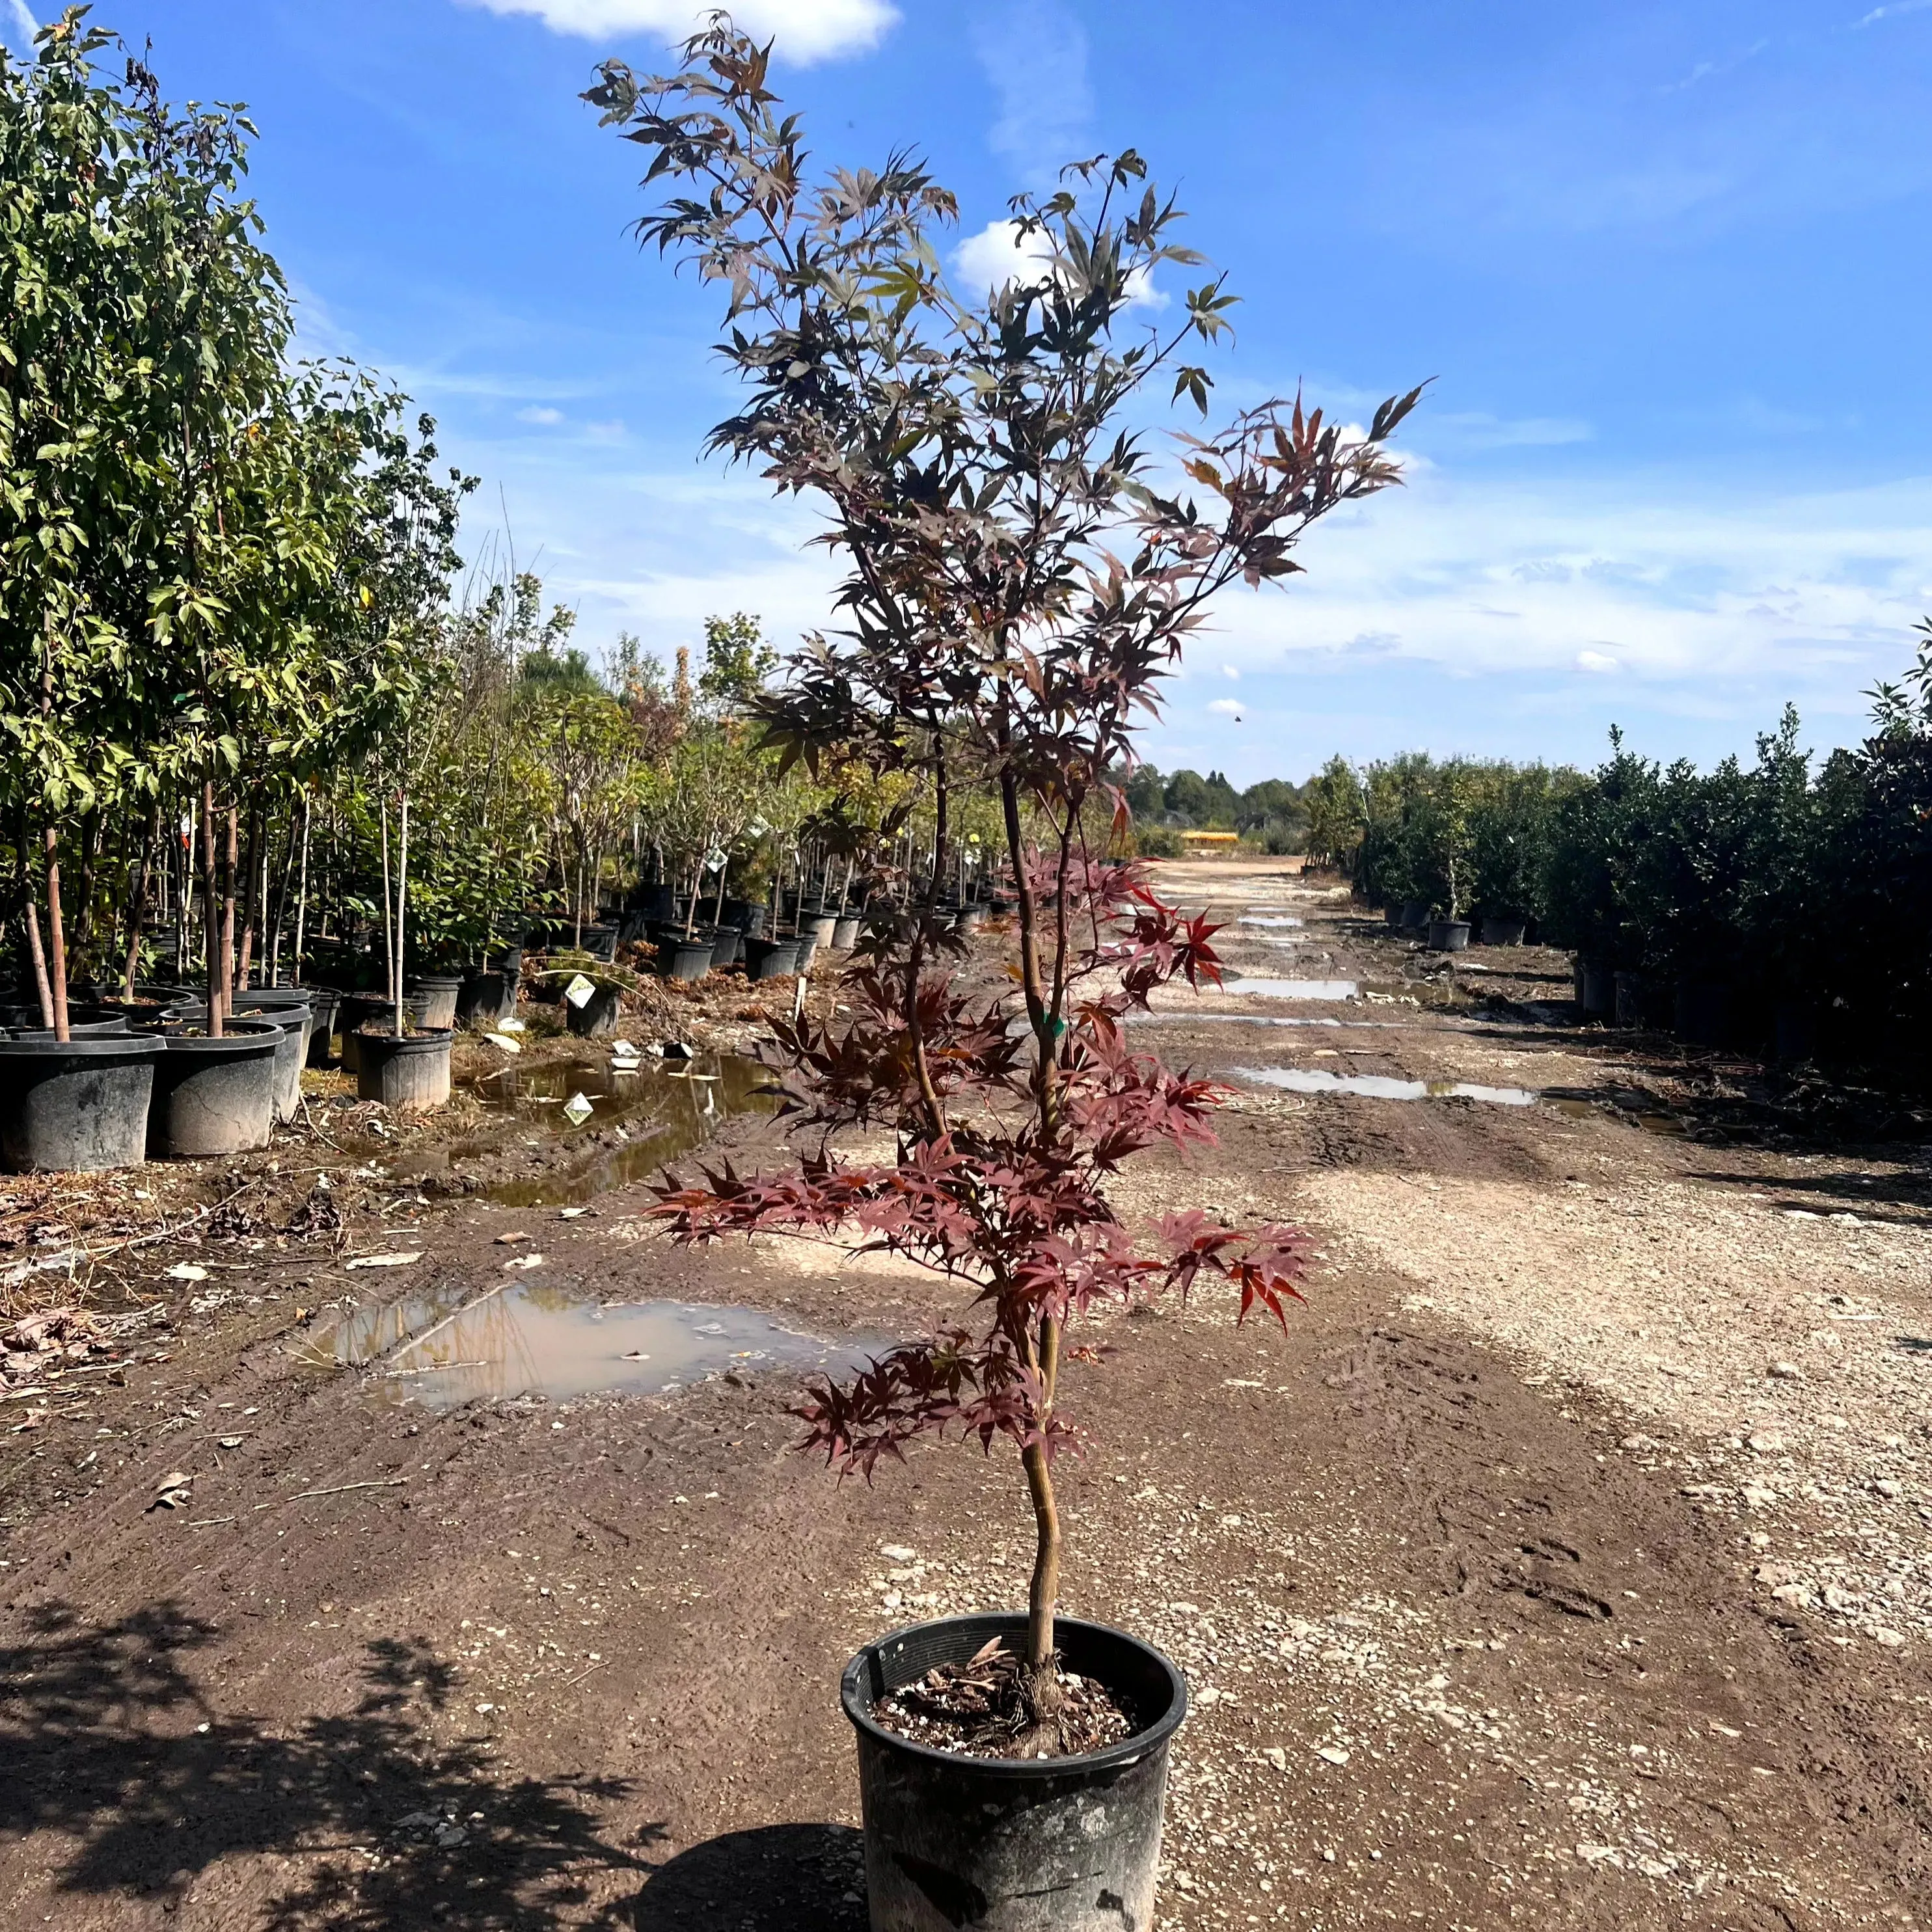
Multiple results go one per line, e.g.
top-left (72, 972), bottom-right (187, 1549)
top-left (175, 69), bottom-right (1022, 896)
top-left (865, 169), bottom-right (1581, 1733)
top-left (564, 974), bottom-right (595, 1009)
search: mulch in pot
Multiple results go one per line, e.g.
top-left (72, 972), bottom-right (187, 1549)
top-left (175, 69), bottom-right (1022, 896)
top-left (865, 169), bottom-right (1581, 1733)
top-left (869, 1635), bottom-right (1135, 1760)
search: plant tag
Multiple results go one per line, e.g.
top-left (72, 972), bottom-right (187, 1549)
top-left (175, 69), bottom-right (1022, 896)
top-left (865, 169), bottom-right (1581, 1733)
top-left (562, 1093), bottom-right (594, 1126)
top-left (564, 974), bottom-right (595, 1009)
top-left (498, 1017), bottom-right (526, 1033)
top-left (163, 1263), bottom-right (209, 1282)
top-left (483, 1032), bottom-right (522, 1054)
top-left (346, 1252), bottom-right (423, 1270)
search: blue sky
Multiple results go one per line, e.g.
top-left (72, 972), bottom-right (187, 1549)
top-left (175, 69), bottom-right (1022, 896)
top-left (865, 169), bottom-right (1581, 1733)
top-left (13, 0), bottom-right (1932, 784)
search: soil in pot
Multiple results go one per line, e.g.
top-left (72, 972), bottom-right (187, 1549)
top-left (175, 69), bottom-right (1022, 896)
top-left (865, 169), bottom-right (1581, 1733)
top-left (355, 1026), bottom-right (453, 1109)
top-left (0, 1033), bottom-right (163, 1173)
top-left (148, 1020), bottom-right (280, 1158)
top-left (843, 1613), bottom-right (1185, 1932)
top-left (870, 1635), bottom-right (1133, 1759)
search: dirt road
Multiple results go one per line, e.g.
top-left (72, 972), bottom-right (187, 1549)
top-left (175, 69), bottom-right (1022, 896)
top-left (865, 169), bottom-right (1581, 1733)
top-left (2, 859), bottom-right (1927, 1929)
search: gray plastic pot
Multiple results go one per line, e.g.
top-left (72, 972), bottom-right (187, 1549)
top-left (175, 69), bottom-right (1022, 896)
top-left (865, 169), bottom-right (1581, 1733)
top-left (1574, 957), bottom-right (1614, 1020)
top-left (565, 983), bottom-right (623, 1037)
top-left (742, 937), bottom-right (801, 981)
top-left (706, 925), bottom-right (745, 969)
top-left (338, 997), bottom-right (418, 1075)
top-left (457, 967), bottom-right (514, 1027)
top-left (303, 986), bottom-right (341, 1067)
top-left (355, 1027), bottom-right (453, 1109)
top-left (149, 1020), bottom-right (280, 1158)
top-left (165, 1000), bottom-right (307, 1124)
top-left (0, 1033), bottom-right (163, 1173)
top-left (842, 1613), bottom-right (1186, 1932)
top-left (1426, 919), bottom-right (1471, 953)
top-left (1398, 900), bottom-right (1428, 931)
top-left (833, 914), bottom-right (862, 949)
top-left (1478, 916), bottom-right (1527, 947)
top-left (407, 973), bottom-right (463, 1029)
top-left (953, 906), bottom-right (985, 938)
top-left (653, 935), bottom-right (714, 982)
top-left (800, 910), bottom-right (838, 949)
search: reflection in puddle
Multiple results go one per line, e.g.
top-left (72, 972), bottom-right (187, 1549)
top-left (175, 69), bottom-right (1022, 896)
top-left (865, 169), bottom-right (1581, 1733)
top-left (334, 1290), bottom-right (878, 1411)
top-left (1235, 1066), bottom-right (1536, 1106)
top-left (409, 1052), bottom-right (777, 1209)
top-left (1238, 914), bottom-right (1304, 929)
top-left (1545, 1095), bottom-right (1687, 1137)
top-left (1129, 1012), bottom-right (1394, 1030)
top-left (1219, 978), bottom-right (1359, 1001)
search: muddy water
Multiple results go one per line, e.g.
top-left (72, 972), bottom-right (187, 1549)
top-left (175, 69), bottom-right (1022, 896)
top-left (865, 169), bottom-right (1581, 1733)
top-left (1234, 1066), bottom-right (1537, 1106)
top-left (335, 1288), bottom-right (877, 1411)
top-left (1218, 977), bottom-right (1361, 1001)
top-left (405, 1050), bottom-right (778, 1209)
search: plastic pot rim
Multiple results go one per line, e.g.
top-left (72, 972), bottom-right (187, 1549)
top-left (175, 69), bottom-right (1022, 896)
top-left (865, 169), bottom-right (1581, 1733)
top-left (353, 1026), bottom-right (454, 1052)
top-left (0, 1032), bottom-right (164, 1061)
top-left (839, 1612), bottom-right (1187, 1778)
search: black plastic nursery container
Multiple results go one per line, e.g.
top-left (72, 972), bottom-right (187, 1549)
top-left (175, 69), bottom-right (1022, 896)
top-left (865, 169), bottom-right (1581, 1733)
top-left (407, 973), bottom-right (463, 1030)
top-left (742, 936), bottom-right (800, 981)
top-left (302, 986), bottom-right (342, 1067)
top-left (1478, 916), bottom-right (1527, 947)
top-left (1426, 918), bottom-right (1470, 953)
top-left (841, 1614), bottom-right (1187, 1932)
top-left (355, 1027), bottom-right (453, 1109)
top-left (457, 967), bottom-right (515, 1027)
top-left (148, 1020), bottom-right (280, 1158)
top-left (565, 983), bottom-right (623, 1037)
top-left (0, 1033), bottom-right (163, 1173)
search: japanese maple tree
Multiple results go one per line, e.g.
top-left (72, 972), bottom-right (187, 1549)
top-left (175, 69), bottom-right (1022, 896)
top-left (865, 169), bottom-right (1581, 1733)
top-left (593, 20), bottom-right (1418, 1746)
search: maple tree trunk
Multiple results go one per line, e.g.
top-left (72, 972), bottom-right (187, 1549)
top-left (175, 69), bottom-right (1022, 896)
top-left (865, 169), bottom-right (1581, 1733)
top-left (1022, 1310), bottom-right (1065, 1714)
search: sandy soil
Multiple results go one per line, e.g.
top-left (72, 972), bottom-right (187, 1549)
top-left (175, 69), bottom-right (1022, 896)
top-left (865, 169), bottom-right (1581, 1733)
top-left (1, 862), bottom-right (1928, 1930)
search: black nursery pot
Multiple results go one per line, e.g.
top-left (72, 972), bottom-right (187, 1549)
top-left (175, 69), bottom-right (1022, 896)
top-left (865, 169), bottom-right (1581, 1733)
top-left (841, 1614), bottom-right (1187, 1932)
top-left (355, 1027), bottom-right (453, 1109)
top-left (565, 982), bottom-right (623, 1037)
top-left (0, 1033), bottom-right (163, 1173)
top-left (148, 1020), bottom-right (280, 1159)
top-left (302, 986), bottom-right (342, 1067)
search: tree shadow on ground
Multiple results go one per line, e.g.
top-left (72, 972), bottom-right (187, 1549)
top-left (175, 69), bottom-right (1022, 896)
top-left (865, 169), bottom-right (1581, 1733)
top-left (631, 1823), bottom-right (867, 1931)
top-left (0, 1600), bottom-right (651, 1927)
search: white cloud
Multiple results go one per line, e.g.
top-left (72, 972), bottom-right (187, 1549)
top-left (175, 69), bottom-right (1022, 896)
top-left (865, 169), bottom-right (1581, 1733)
top-left (1856, 0), bottom-right (1932, 25)
top-left (457, 0), bottom-right (897, 62)
top-left (1, 0), bottom-right (36, 51)
top-left (1430, 411), bottom-right (1594, 451)
top-left (1206, 698), bottom-right (1245, 718)
top-left (1221, 664), bottom-right (1240, 679)
top-left (517, 405), bottom-right (565, 426)
top-left (954, 219), bottom-right (1165, 308)
top-left (1167, 461), bottom-right (1932, 728)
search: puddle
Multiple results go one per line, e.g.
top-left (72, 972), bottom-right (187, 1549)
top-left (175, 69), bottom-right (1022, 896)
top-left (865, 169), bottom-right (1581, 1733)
top-left (332, 1289), bottom-right (877, 1411)
top-left (405, 1051), bottom-right (778, 1208)
top-left (1234, 1066), bottom-right (1536, 1106)
top-left (1128, 1012), bottom-right (1395, 1030)
top-left (1238, 914), bottom-right (1305, 929)
top-left (1219, 978), bottom-right (1359, 1001)
top-left (1544, 1095), bottom-right (1687, 1137)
